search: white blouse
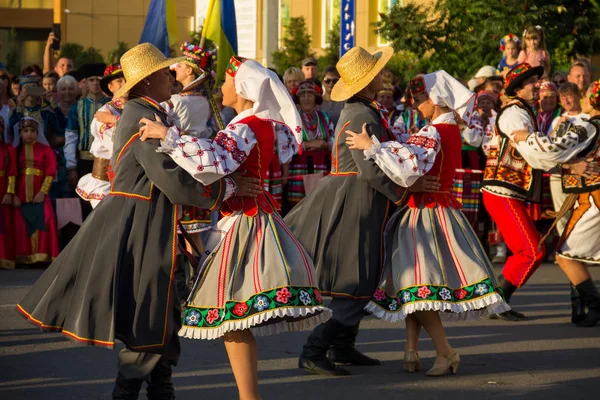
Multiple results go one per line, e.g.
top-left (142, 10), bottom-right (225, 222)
top-left (362, 112), bottom-right (455, 187)
top-left (158, 108), bottom-right (298, 185)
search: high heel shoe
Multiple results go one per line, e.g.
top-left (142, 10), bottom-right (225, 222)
top-left (403, 351), bottom-right (421, 373)
top-left (426, 352), bottom-right (460, 376)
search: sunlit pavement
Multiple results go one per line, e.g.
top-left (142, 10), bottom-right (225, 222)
top-left (1, 265), bottom-right (599, 400)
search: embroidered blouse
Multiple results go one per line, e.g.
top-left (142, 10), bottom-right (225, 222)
top-left (158, 108), bottom-right (296, 185)
top-left (461, 110), bottom-right (497, 153)
top-left (360, 112), bottom-right (456, 187)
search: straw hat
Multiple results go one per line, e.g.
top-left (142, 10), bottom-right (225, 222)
top-left (331, 46), bottom-right (394, 102)
top-left (114, 43), bottom-right (185, 99)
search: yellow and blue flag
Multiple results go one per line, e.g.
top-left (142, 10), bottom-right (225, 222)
top-left (202, 0), bottom-right (238, 85)
top-left (140, 0), bottom-right (178, 57)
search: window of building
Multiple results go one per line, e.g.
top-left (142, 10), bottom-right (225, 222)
top-left (0, 0), bottom-right (52, 8)
top-left (321, 0), bottom-right (340, 49)
top-left (377, 0), bottom-right (402, 46)
top-left (278, 0), bottom-right (290, 47)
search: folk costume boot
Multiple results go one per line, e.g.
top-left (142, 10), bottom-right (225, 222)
top-left (299, 319), bottom-right (351, 376)
top-left (146, 361), bottom-right (176, 400)
top-left (570, 284), bottom-right (586, 324)
top-left (575, 279), bottom-right (600, 328)
top-left (327, 322), bottom-right (382, 366)
top-left (112, 372), bottom-right (144, 400)
top-left (490, 274), bottom-right (526, 321)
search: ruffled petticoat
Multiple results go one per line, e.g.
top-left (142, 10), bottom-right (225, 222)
top-left (365, 193), bottom-right (510, 322)
top-left (179, 204), bottom-right (331, 340)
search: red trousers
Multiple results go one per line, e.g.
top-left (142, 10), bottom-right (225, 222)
top-left (483, 191), bottom-right (545, 287)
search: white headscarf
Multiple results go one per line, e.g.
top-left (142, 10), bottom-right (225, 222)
top-left (12, 117), bottom-right (49, 147)
top-left (234, 60), bottom-right (303, 147)
top-left (422, 70), bottom-right (476, 124)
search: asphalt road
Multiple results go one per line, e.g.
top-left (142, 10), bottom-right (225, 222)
top-left (0, 265), bottom-right (599, 400)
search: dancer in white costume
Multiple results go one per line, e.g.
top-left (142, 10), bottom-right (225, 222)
top-left (139, 55), bottom-right (331, 400)
top-left (347, 71), bottom-right (509, 377)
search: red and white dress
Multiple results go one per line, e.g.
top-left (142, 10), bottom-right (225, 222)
top-left (158, 109), bottom-right (331, 339)
top-left (364, 112), bottom-right (509, 321)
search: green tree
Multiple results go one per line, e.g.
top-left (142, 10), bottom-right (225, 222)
top-left (322, 17), bottom-right (340, 67)
top-left (376, 0), bottom-right (600, 79)
top-left (107, 42), bottom-right (129, 65)
top-left (5, 27), bottom-right (20, 76)
top-left (60, 43), bottom-right (105, 68)
top-left (272, 17), bottom-right (315, 74)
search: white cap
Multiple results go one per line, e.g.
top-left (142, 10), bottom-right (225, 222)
top-left (474, 66), bottom-right (497, 79)
top-left (467, 78), bottom-right (479, 91)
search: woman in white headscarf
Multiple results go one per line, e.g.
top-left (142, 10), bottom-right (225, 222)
top-left (346, 71), bottom-right (509, 377)
top-left (139, 56), bottom-right (331, 399)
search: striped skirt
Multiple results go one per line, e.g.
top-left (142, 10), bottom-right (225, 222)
top-left (264, 153), bottom-right (283, 206)
top-left (179, 210), bottom-right (332, 340)
top-left (287, 151), bottom-right (330, 208)
top-left (366, 195), bottom-right (509, 322)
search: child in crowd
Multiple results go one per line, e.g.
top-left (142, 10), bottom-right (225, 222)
top-left (0, 114), bottom-right (16, 269)
top-left (42, 71), bottom-right (59, 108)
top-left (12, 117), bottom-right (59, 265)
top-left (518, 26), bottom-right (551, 75)
top-left (498, 34), bottom-right (521, 76)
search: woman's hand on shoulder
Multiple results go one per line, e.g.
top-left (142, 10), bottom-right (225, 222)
top-left (139, 114), bottom-right (169, 141)
top-left (346, 123), bottom-right (373, 150)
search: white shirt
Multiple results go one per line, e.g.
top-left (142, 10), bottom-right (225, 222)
top-left (362, 112), bottom-right (455, 187)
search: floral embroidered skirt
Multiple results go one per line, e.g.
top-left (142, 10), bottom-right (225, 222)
top-left (179, 209), bottom-right (332, 340)
top-left (365, 203), bottom-right (510, 322)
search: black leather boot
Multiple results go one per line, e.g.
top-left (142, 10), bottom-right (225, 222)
top-left (298, 320), bottom-right (351, 376)
top-left (570, 284), bottom-right (586, 324)
top-left (112, 372), bottom-right (144, 400)
top-left (490, 274), bottom-right (526, 321)
top-left (146, 361), bottom-right (175, 400)
top-left (327, 322), bottom-right (381, 366)
top-left (575, 279), bottom-right (600, 328)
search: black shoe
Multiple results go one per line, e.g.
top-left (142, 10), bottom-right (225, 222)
top-left (571, 299), bottom-right (586, 324)
top-left (298, 356), bottom-right (351, 376)
top-left (327, 347), bottom-right (382, 366)
top-left (112, 373), bottom-right (143, 400)
top-left (489, 310), bottom-right (525, 321)
top-left (576, 308), bottom-right (600, 327)
top-left (507, 309), bottom-right (526, 319)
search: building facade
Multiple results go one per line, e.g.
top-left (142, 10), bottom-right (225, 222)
top-left (0, 0), bottom-right (196, 71)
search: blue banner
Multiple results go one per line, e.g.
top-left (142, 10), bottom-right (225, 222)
top-left (340, 0), bottom-right (356, 57)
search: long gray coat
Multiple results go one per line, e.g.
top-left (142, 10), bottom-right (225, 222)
top-left (17, 98), bottom-right (225, 357)
top-left (285, 96), bottom-right (407, 300)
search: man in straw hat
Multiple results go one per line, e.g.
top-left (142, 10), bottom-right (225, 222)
top-left (285, 46), bottom-right (439, 376)
top-left (16, 43), bottom-right (262, 399)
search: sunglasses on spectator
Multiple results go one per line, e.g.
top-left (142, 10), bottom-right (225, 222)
top-left (0, 74), bottom-right (8, 81)
top-left (323, 78), bottom-right (339, 84)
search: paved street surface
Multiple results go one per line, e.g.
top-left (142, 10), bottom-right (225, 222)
top-left (0, 265), bottom-right (599, 400)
